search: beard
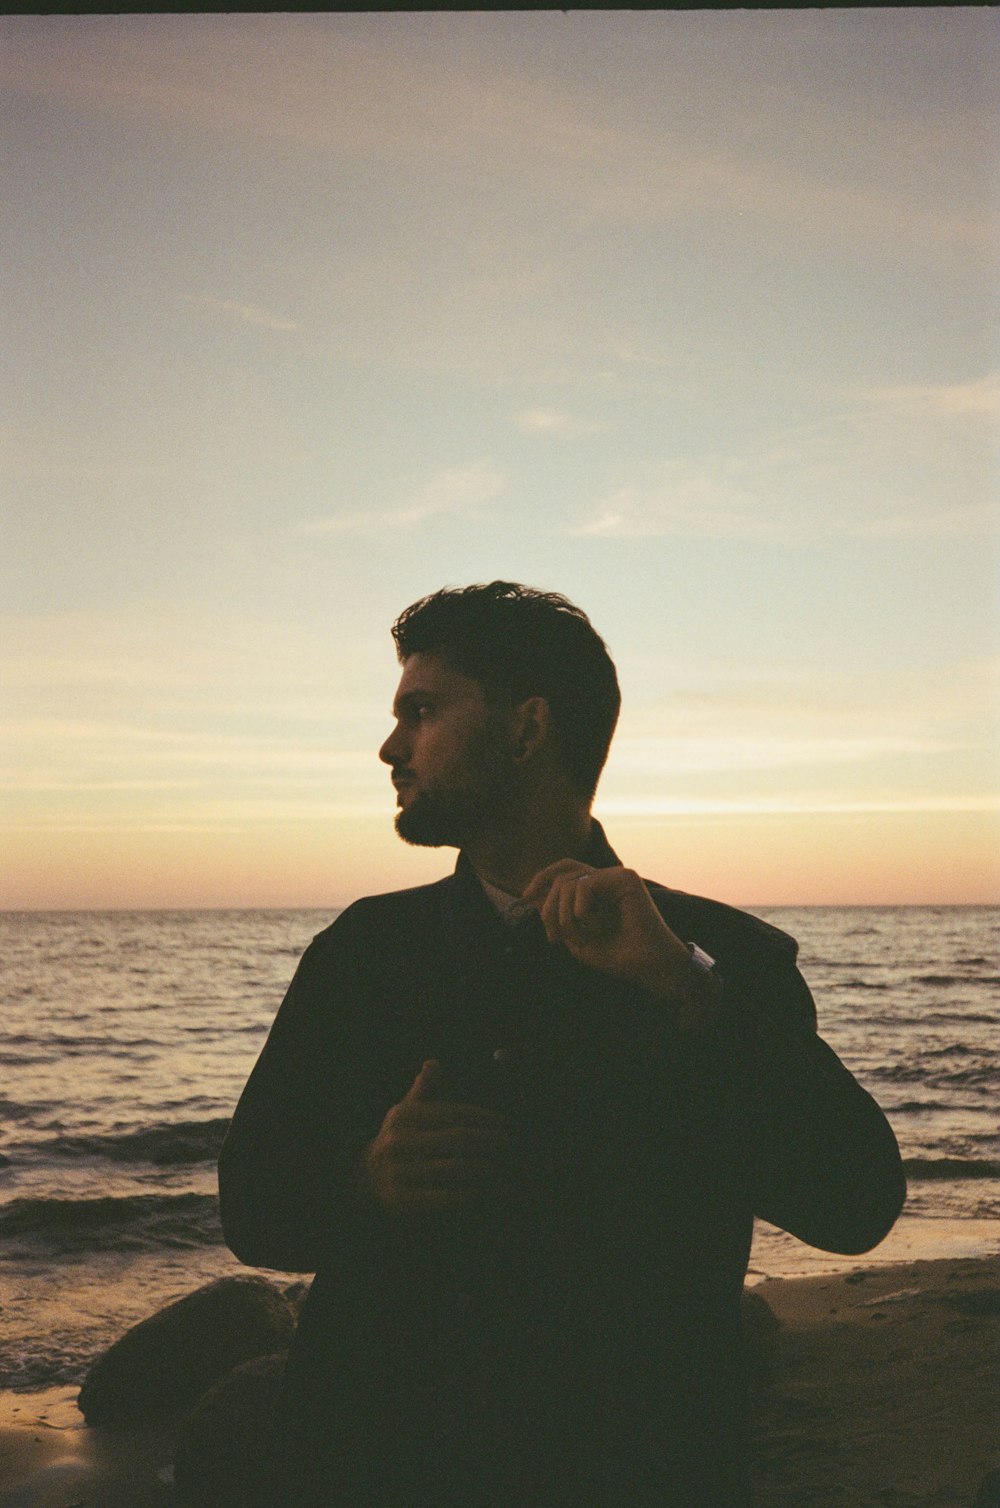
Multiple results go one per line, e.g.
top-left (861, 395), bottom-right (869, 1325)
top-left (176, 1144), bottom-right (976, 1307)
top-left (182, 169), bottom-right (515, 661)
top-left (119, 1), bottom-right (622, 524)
top-left (394, 787), bottom-right (487, 848)
top-left (393, 729), bottom-right (518, 849)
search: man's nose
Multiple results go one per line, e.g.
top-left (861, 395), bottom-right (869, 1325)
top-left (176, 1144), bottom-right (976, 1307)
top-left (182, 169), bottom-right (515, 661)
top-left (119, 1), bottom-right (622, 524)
top-left (379, 726), bottom-right (405, 766)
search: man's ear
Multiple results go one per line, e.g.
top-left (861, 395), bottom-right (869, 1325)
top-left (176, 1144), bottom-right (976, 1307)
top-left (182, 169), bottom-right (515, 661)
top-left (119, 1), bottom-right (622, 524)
top-left (510, 696), bottom-right (550, 764)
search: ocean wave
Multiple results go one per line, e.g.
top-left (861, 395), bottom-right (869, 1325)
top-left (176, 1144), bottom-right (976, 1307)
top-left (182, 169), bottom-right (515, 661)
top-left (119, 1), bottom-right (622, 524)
top-left (902, 1158), bottom-right (1000, 1181)
top-left (23, 1119), bottom-right (233, 1167)
top-left (912, 973), bottom-right (987, 987)
top-left (2, 1031), bottom-right (167, 1050)
top-left (870, 1063), bottom-right (998, 1090)
top-left (920, 1012), bottom-right (997, 1026)
top-left (0, 1052), bottom-right (68, 1067)
top-left (890, 1099), bottom-right (959, 1114)
top-left (0, 1097), bottom-right (39, 1123)
top-left (864, 1011), bottom-right (997, 1028)
top-left (2, 1335), bottom-right (96, 1392)
top-left (924, 1043), bottom-right (987, 1059)
top-left (0, 1192), bottom-right (223, 1256)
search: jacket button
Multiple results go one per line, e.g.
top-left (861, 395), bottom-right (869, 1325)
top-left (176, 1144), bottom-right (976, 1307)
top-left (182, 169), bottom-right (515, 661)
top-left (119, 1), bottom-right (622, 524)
top-left (492, 1047), bottom-right (511, 1066)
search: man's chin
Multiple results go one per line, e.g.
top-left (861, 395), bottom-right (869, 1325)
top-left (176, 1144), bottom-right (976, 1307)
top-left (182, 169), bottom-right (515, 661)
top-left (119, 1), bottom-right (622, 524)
top-left (392, 814), bottom-right (452, 850)
top-left (394, 807), bottom-right (459, 849)
top-left (393, 782), bottom-right (505, 850)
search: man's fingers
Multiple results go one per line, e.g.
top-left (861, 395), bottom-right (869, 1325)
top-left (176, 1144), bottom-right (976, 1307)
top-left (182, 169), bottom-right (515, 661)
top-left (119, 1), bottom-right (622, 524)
top-left (369, 1082), bottom-right (511, 1215)
top-left (560, 873), bottom-right (588, 937)
top-left (392, 1125), bottom-right (510, 1160)
top-left (523, 859), bottom-right (591, 907)
top-left (537, 879), bottom-right (561, 942)
top-left (394, 1157), bottom-right (499, 1188)
top-left (399, 1099), bottom-right (508, 1131)
top-left (531, 867), bottom-right (610, 946)
top-left (405, 1059), bottom-right (442, 1102)
top-left (574, 874), bottom-right (617, 936)
top-left (525, 862), bottom-right (620, 941)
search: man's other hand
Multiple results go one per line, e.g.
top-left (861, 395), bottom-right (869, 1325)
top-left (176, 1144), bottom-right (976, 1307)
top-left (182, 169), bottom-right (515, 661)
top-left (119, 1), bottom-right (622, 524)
top-left (362, 1059), bottom-right (511, 1215)
top-left (523, 861), bottom-right (703, 1009)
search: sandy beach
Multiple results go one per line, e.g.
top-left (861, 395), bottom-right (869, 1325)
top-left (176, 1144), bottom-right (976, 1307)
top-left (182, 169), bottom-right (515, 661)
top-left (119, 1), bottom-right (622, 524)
top-left (0, 1255), bottom-right (996, 1507)
top-left (750, 1256), bottom-right (999, 1506)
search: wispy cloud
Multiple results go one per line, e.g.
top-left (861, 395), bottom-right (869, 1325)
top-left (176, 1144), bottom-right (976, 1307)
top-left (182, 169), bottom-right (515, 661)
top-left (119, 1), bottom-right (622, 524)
top-left (0, 609), bottom-right (394, 743)
top-left (848, 373), bottom-right (1000, 420)
top-left (661, 658), bottom-right (1000, 727)
top-left (608, 340), bottom-right (669, 370)
top-left (596, 659), bottom-right (995, 808)
top-left (513, 408), bottom-right (611, 437)
top-left (623, 658), bottom-right (997, 732)
top-left (0, 421), bottom-right (166, 481)
top-left (11, 792), bottom-right (999, 837)
top-left (571, 370), bottom-right (1000, 542)
top-left (180, 293), bottom-right (300, 332)
top-left (4, 16), bottom-right (992, 258)
top-left (296, 460), bottom-right (504, 536)
top-left (14, 792), bottom-right (999, 835)
top-left (609, 732), bottom-right (959, 779)
top-left (848, 504), bottom-right (998, 540)
top-left (595, 794), bottom-right (1000, 819)
top-left (3, 718), bottom-right (375, 766)
top-left (570, 464), bottom-right (776, 541)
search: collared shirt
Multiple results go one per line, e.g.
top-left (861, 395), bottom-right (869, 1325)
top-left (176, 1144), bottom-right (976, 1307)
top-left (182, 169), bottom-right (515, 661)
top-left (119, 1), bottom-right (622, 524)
top-left (471, 817), bottom-right (623, 928)
top-left (476, 874), bottom-right (536, 928)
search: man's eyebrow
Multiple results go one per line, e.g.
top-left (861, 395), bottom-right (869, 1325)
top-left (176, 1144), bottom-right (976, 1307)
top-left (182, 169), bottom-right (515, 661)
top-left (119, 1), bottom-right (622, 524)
top-left (392, 689), bottom-right (438, 714)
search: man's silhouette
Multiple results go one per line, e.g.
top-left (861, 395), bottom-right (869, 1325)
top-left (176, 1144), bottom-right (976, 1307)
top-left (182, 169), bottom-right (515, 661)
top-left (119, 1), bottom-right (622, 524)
top-left (220, 582), bottom-right (905, 1505)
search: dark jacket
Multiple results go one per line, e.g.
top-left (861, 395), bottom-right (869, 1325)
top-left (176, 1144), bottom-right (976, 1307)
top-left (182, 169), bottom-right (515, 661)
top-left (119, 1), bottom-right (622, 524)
top-left (219, 826), bottom-right (905, 1506)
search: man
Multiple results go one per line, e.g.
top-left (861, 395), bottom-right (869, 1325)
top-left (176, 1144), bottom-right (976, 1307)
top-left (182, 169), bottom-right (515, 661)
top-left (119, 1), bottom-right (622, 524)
top-left (219, 582), bottom-right (905, 1507)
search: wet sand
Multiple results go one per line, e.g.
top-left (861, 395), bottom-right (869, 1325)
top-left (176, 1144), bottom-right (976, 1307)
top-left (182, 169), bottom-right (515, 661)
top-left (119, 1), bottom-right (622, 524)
top-left (750, 1256), bottom-right (1000, 1506)
top-left (0, 1386), bottom-right (177, 1506)
top-left (1, 1256), bottom-right (997, 1507)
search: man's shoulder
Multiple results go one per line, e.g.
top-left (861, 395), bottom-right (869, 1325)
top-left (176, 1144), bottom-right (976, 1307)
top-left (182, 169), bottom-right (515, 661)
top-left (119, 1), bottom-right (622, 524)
top-left (644, 879), bottom-right (800, 967)
top-left (307, 873), bottom-right (456, 948)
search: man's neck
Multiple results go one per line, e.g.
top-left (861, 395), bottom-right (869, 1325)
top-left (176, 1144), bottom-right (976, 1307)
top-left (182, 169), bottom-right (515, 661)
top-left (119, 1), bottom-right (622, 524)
top-left (463, 806), bottom-right (594, 897)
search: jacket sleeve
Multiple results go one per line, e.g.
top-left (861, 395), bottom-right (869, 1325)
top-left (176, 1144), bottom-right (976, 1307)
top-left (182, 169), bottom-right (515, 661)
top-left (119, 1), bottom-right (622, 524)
top-left (218, 907), bottom-right (386, 1273)
top-left (715, 945), bottom-right (906, 1255)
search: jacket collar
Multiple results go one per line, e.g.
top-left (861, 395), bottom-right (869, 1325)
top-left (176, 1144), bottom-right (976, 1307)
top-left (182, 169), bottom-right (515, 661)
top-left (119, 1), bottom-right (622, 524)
top-left (578, 817), bottom-right (622, 870)
top-left (438, 819), bottom-right (624, 978)
top-left (450, 816), bottom-right (622, 903)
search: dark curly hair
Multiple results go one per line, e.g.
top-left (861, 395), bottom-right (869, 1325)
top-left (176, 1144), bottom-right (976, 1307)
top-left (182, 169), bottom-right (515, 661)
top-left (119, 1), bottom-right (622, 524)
top-left (391, 581), bottom-right (620, 799)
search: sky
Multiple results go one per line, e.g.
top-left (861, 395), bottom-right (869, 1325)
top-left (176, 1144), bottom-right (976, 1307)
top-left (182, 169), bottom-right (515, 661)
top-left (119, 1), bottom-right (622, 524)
top-left (2, 10), bottom-right (998, 910)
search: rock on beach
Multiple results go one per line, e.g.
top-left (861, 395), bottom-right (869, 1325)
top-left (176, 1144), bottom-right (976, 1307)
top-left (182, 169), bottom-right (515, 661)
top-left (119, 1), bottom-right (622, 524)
top-left (740, 1285), bottom-right (782, 1387)
top-left (77, 1275), bottom-right (296, 1425)
top-left (2, 1260), bottom-right (996, 1506)
top-left (173, 1350), bottom-right (287, 1508)
top-left (72, 1273), bottom-right (784, 1503)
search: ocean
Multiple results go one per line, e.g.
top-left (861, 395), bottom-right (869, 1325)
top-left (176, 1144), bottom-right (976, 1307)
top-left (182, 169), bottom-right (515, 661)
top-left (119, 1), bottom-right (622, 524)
top-left (1, 905), bottom-right (997, 1394)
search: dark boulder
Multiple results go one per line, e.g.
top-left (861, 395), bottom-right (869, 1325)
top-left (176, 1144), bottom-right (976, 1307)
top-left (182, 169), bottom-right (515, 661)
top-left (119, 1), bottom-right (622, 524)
top-left (282, 1278), bottom-right (312, 1319)
top-left (173, 1350), bottom-right (287, 1508)
top-left (975, 1468), bottom-right (1000, 1508)
top-left (740, 1286), bottom-right (781, 1388)
top-left (78, 1275), bottom-right (296, 1424)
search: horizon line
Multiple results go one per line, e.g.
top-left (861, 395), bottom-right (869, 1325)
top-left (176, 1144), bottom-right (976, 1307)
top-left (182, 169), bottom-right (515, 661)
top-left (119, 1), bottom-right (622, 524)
top-left (3, 899), bottom-right (996, 916)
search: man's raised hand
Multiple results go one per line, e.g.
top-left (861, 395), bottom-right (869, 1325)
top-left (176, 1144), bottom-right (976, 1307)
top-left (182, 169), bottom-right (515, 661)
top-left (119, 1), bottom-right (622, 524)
top-left (522, 860), bottom-right (695, 1003)
top-left (362, 1059), bottom-right (511, 1216)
